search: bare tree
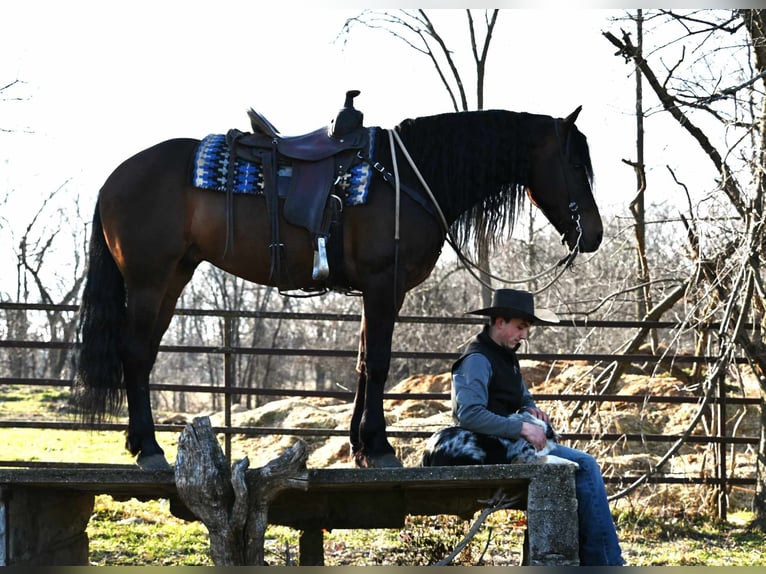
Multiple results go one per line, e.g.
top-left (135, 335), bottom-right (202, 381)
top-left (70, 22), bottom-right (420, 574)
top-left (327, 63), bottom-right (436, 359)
top-left (605, 8), bottom-right (766, 522)
top-left (152, 265), bottom-right (297, 413)
top-left (625, 10), bottom-right (657, 342)
top-left (341, 9), bottom-right (500, 307)
top-left (3, 184), bottom-right (87, 379)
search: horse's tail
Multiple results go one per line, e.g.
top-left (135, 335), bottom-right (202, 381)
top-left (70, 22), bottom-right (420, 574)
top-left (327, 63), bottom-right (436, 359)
top-left (72, 200), bottom-right (125, 422)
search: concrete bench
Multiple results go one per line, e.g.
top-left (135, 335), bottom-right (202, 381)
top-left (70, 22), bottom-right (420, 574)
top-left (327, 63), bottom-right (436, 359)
top-left (269, 464), bottom-right (579, 565)
top-left (0, 462), bottom-right (578, 566)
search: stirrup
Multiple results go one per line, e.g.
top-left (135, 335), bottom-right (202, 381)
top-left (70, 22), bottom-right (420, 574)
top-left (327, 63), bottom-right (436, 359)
top-left (312, 236), bottom-right (329, 280)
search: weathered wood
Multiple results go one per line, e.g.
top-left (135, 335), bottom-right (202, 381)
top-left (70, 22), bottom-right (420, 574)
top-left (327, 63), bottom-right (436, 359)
top-left (174, 416), bottom-right (248, 564)
top-left (526, 464), bottom-right (579, 565)
top-left (244, 441), bottom-right (309, 564)
top-left (174, 416), bottom-right (308, 565)
top-left (265, 464), bottom-right (579, 566)
top-left (298, 528), bottom-right (325, 566)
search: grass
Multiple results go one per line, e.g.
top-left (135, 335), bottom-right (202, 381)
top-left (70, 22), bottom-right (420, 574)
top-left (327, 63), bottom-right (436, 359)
top-left (0, 427), bottom-right (181, 464)
top-left (87, 497), bottom-right (213, 566)
top-left (3, 385), bottom-right (766, 566)
top-left (81, 500), bottom-right (766, 566)
top-left (0, 383), bottom-right (180, 464)
top-left (0, 384), bottom-right (70, 415)
top-left (617, 510), bottom-right (766, 566)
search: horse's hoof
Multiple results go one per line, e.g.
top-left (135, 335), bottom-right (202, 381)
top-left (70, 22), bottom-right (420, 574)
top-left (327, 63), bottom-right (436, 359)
top-left (357, 452), bottom-right (403, 468)
top-left (137, 453), bottom-right (172, 471)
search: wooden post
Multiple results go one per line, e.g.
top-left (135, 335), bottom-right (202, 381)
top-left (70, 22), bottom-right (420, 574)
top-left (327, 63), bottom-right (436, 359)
top-left (244, 444), bottom-right (310, 564)
top-left (174, 416), bottom-right (308, 565)
top-left (717, 367), bottom-right (728, 521)
top-left (298, 529), bottom-right (325, 566)
top-left (223, 315), bottom-right (234, 465)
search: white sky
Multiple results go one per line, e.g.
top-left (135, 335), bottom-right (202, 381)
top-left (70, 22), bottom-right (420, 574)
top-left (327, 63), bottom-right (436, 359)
top-left (0, 3), bottom-right (720, 298)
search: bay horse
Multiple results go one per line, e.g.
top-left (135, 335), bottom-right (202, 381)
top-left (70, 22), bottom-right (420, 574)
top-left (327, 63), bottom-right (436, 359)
top-left (73, 102), bottom-right (602, 470)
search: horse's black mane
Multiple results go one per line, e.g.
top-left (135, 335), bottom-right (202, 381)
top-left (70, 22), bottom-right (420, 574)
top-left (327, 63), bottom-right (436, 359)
top-left (392, 110), bottom-right (535, 252)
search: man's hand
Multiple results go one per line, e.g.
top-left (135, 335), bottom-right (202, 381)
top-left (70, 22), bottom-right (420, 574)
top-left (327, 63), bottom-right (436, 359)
top-left (524, 407), bottom-right (551, 424)
top-left (520, 421), bottom-right (548, 451)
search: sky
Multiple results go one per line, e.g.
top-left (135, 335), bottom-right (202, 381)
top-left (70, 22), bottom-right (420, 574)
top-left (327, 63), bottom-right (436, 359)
top-left (0, 3), bottom-right (720, 298)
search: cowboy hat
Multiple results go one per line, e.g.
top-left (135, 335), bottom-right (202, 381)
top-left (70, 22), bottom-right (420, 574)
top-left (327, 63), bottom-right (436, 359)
top-left (467, 288), bottom-right (559, 324)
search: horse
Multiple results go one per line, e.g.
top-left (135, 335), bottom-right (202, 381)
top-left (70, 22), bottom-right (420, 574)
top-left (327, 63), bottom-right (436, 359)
top-left (73, 100), bottom-right (602, 470)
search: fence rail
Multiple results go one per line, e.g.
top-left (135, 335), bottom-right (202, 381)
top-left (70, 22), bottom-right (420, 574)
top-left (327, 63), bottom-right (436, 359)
top-left (0, 301), bottom-right (760, 520)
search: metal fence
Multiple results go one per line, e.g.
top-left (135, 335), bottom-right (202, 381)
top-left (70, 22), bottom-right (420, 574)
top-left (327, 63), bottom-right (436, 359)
top-left (0, 301), bottom-right (760, 519)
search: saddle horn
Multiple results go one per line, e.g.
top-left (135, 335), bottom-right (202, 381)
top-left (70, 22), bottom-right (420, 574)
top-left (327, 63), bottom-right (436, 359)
top-left (329, 90), bottom-right (363, 139)
top-left (564, 105), bottom-right (582, 125)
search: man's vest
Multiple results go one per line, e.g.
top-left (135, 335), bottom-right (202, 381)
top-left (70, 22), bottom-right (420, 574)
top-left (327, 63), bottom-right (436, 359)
top-left (452, 325), bottom-right (525, 416)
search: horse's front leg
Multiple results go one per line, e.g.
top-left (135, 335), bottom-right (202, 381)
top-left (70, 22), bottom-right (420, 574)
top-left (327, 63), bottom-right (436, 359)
top-left (349, 320), bottom-right (367, 458)
top-left (350, 288), bottom-right (403, 468)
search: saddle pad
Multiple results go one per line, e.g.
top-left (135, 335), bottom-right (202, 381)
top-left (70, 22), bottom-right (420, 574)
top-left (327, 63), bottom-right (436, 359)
top-left (191, 127), bottom-right (377, 205)
top-left (192, 133), bottom-right (264, 194)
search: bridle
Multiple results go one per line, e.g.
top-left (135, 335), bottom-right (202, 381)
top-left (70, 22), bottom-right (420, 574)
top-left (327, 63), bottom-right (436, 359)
top-left (550, 117), bottom-right (587, 269)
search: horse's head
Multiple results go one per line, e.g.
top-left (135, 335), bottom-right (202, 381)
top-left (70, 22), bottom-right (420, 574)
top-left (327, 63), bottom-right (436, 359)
top-left (527, 106), bottom-right (602, 261)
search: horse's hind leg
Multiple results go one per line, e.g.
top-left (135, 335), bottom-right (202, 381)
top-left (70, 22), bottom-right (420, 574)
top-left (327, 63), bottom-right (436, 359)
top-left (121, 287), bottom-right (168, 469)
top-left (123, 262), bottom-right (197, 469)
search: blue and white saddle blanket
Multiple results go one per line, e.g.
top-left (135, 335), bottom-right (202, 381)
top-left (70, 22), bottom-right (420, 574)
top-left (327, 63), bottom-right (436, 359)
top-left (191, 127), bottom-right (377, 206)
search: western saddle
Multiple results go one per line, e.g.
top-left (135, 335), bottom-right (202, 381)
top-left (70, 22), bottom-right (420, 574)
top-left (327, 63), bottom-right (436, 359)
top-left (224, 90), bottom-right (369, 286)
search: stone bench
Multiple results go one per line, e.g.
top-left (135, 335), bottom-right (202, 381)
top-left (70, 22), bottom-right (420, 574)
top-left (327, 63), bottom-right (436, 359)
top-left (269, 463), bottom-right (579, 566)
top-left (0, 460), bottom-right (578, 566)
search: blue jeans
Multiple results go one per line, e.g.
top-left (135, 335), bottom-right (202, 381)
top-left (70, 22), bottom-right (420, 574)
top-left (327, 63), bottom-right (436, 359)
top-left (548, 444), bottom-right (625, 566)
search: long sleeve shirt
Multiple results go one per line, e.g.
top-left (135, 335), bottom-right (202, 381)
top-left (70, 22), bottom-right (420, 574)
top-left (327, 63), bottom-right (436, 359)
top-left (452, 352), bottom-right (537, 440)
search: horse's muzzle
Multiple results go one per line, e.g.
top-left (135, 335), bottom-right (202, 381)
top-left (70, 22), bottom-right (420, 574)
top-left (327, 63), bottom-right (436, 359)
top-left (578, 229), bottom-right (603, 253)
top-left (558, 227), bottom-right (601, 267)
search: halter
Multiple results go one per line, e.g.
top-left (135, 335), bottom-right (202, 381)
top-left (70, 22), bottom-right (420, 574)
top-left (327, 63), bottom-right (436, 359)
top-left (552, 117), bottom-right (586, 268)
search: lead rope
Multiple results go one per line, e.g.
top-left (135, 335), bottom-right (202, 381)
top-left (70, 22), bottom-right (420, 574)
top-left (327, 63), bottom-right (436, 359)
top-left (388, 130), bottom-right (401, 311)
top-left (389, 129), bottom-right (579, 294)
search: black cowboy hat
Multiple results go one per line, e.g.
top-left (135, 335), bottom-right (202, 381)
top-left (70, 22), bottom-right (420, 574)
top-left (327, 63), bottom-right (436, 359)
top-left (467, 288), bottom-right (559, 324)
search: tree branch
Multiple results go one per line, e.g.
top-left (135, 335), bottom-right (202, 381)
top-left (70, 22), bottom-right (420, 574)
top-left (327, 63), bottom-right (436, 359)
top-left (434, 488), bottom-right (523, 565)
top-left (603, 28), bottom-right (748, 216)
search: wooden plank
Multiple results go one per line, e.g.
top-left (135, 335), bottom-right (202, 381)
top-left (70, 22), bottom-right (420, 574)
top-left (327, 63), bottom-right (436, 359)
top-left (0, 464), bottom-right (560, 508)
top-left (303, 464), bottom-right (541, 487)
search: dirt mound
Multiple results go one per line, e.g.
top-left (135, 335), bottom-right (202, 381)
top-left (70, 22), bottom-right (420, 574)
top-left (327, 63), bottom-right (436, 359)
top-left (223, 373), bottom-right (455, 468)
top-left (388, 372), bottom-right (452, 396)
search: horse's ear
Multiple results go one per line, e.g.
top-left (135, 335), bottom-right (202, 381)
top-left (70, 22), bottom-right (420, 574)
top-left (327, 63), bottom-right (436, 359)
top-left (565, 106), bottom-right (583, 125)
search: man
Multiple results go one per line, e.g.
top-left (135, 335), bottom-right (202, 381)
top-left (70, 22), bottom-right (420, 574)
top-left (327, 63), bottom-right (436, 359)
top-left (422, 288), bottom-right (624, 566)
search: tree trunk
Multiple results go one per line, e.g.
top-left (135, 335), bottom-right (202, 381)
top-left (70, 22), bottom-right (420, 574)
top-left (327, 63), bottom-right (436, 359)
top-left (174, 416), bottom-right (309, 565)
top-left (737, 8), bottom-right (766, 527)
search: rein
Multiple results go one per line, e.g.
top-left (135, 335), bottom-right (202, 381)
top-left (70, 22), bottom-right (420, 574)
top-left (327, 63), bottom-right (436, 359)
top-left (388, 130), bottom-right (402, 309)
top-left (382, 126), bottom-right (582, 295)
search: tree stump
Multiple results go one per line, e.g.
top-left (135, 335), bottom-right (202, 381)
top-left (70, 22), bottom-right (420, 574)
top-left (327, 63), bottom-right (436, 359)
top-left (174, 416), bottom-right (308, 565)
